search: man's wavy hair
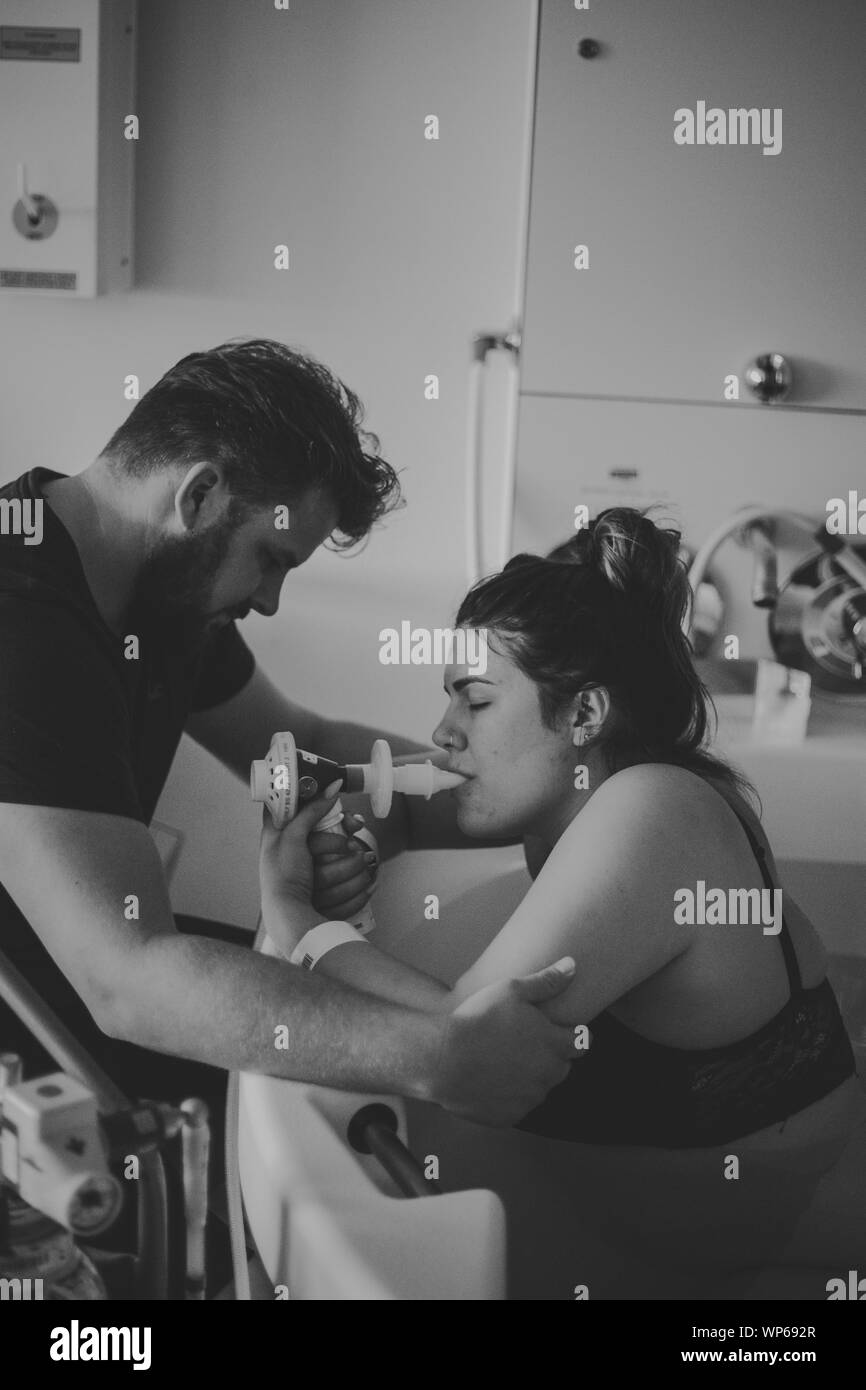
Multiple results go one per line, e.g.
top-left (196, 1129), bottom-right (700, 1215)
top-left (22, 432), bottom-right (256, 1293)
top-left (101, 338), bottom-right (402, 550)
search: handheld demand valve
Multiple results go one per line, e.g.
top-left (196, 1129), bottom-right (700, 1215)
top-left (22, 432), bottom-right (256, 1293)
top-left (250, 734), bottom-right (465, 935)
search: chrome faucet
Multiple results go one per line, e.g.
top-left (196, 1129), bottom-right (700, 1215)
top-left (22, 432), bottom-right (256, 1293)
top-left (741, 519), bottom-right (778, 609)
top-left (686, 506), bottom-right (866, 689)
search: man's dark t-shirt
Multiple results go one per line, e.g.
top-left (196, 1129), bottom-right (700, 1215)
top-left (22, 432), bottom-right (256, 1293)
top-left (0, 467), bottom-right (256, 1094)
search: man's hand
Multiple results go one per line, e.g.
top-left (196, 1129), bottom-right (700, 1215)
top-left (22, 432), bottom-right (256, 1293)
top-left (430, 960), bottom-right (579, 1126)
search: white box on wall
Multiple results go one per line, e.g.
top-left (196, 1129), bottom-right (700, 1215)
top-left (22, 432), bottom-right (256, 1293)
top-left (0, 0), bottom-right (136, 297)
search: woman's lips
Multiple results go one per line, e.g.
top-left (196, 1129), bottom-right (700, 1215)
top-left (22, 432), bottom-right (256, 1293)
top-left (450, 773), bottom-right (473, 790)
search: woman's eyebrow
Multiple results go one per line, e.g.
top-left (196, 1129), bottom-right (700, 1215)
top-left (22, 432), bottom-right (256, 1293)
top-left (443, 676), bottom-right (496, 693)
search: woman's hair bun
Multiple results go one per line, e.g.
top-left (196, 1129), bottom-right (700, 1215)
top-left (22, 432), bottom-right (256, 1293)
top-left (548, 507), bottom-right (689, 623)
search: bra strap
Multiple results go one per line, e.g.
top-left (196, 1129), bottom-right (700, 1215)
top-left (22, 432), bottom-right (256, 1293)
top-left (728, 804), bottom-right (803, 995)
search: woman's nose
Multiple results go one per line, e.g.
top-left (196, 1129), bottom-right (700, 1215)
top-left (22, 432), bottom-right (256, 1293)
top-left (432, 719), bottom-right (463, 752)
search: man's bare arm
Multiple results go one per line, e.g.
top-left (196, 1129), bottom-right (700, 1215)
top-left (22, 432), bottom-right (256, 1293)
top-left (0, 803), bottom-right (440, 1092)
top-left (184, 664), bottom-right (429, 783)
top-left (0, 804), bottom-right (572, 1123)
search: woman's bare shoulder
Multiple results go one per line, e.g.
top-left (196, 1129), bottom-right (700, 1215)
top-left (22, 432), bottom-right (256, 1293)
top-left (587, 761), bottom-right (739, 825)
top-left (575, 762), bottom-right (764, 878)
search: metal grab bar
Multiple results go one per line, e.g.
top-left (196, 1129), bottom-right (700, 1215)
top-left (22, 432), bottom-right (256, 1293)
top-left (347, 1103), bottom-right (442, 1198)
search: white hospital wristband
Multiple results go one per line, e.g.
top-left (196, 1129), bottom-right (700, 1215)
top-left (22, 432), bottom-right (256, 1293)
top-left (289, 921), bottom-right (370, 972)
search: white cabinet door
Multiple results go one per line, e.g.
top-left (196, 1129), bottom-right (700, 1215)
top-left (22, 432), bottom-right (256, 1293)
top-left (521, 0), bottom-right (866, 409)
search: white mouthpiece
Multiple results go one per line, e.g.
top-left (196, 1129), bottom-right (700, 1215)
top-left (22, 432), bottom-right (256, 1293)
top-left (252, 732), bottom-right (467, 829)
top-left (392, 762), bottom-right (466, 799)
top-left (358, 745), bottom-right (466, 816)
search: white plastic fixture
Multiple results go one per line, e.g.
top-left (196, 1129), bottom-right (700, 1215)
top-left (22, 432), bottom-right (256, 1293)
top-left (0, 0), bottom-right (136, 297)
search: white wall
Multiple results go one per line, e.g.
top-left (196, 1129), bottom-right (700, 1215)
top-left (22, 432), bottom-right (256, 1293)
top-left (514, 0), bottom-right (866, 660)
top-left (0, 0), bottom-right (537, 926)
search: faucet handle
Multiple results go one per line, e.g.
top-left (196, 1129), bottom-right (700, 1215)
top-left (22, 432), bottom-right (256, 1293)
top-left (740, 520), bottom-right (779, 609)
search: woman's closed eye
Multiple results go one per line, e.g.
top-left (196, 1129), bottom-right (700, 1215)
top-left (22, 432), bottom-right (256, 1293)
top-left (468, 701), bottom-right (490, 712)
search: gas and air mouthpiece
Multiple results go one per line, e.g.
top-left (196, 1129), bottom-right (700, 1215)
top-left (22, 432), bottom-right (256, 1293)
top-left (250, 732), bottom-right (465, 827)
top-left (250, 733), bottom-right (466, 935)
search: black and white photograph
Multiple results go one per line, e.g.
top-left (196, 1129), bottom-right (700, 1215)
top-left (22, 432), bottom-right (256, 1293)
top-left (1, 0), bottom-right (865, 1351)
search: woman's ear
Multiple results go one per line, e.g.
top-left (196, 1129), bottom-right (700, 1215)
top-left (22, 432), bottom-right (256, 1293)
top-left (571, 686), bottom-right (611, 745)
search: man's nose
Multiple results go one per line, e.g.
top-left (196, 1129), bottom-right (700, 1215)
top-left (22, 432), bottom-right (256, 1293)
top-left (251, 576), bottom-right (283, 618)
top-left (250, 583), bottom-right (280, 617)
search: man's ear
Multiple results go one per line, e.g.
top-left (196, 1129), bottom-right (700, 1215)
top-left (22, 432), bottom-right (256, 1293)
top-left (174, 462), bottom-right (226, 531)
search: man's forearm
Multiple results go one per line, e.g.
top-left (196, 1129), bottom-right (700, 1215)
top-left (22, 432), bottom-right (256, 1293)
top-left (111, 930), bottom-right (443, 1100)
top-left (312, 711), bottom-right (429, 764)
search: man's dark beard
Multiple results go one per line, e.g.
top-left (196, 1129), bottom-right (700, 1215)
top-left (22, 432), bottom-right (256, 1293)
top-left (124, 513), bottom-right (239, 661)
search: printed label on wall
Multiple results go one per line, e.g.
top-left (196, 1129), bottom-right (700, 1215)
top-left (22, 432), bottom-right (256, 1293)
top-left (0, 270), bottom-right (77, 290)
top-left (0, 27), bottom-right (81, 62)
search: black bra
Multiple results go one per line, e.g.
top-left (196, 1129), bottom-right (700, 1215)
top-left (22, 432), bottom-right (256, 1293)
top-left (517, 801), bottom-right (856, 1148)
